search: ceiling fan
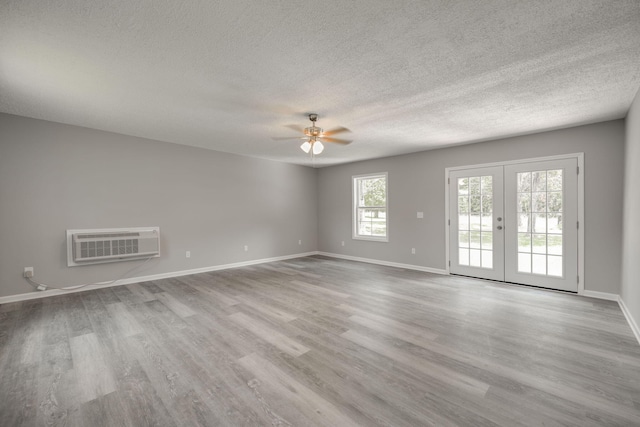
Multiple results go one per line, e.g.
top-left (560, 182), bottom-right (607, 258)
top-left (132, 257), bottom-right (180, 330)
top-left (273, 114), bottom-right (352, 155)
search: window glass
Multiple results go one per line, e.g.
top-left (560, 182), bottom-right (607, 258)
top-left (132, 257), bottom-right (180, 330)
top-left (353, 173), bottom-right (388, 241)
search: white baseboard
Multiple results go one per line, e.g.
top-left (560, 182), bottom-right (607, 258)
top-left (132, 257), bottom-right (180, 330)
top-left (0, 251), bottom-right (320, 305)
top-left (619, 297), bottom-right (640, 346)
top-left (317, 252), bottom-right (447, 275)
top-left (581, 290), bottom-right (619, 301)
top-left (581, 291), bottom-right (639, 346)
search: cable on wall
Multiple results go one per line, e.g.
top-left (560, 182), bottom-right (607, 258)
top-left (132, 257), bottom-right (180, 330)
top-left (23, 257), bottom-right (155, 291)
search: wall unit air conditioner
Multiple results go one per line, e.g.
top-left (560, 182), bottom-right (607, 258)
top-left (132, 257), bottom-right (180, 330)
top-left (66, 227), bottom-right (160, 267)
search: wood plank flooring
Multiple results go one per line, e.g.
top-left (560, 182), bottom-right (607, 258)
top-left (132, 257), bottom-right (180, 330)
top-left (1, 255), bottom-right (640, 426)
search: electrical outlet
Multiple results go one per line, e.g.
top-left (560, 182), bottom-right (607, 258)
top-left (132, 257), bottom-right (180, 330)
top-left (298, 240), bottom-right (302, 245)
top-left (186, 251), bottom-right (191, 258)
top-left (341, 241), bottom-right (345, 246)
top-left (23, 267), bottom-right (34, 278)
top-left (244, 245), bottom-right (249, 252)
top-left (417, 212), bottom-right (424, 218)
top-left (411, 248), bottom-right (416, 254)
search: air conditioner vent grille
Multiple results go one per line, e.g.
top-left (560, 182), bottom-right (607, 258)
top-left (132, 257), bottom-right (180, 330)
top-left (80, 239), bottom-right (139, 259)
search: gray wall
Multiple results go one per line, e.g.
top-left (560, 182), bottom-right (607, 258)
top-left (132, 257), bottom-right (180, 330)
top-left (0, 113), bottom-right (628, 299)
top-left (622, 89), bottom-right (640, 326)
top-left (318, 120), bottom-right (625, 294)
top-left (0, 113), bottom-right (318, 299)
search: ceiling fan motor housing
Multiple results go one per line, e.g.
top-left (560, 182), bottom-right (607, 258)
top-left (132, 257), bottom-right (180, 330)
top-left (304, 126), bottom-right (323, 137)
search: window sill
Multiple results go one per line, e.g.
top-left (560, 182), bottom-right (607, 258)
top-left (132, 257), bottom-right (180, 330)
top-left (352, 236), bottom-right (389, 243)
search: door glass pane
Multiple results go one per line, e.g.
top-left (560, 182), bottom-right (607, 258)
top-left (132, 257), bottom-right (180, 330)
top-left (532, 254), bottom-right (546, 275)
top-left (481, 213), bottom-right (493, 230)
top-left (532, 171), bottom-right (546, 191)
top-left (547, 213), bottom-right (562, 233)
top-left (481, 250), bottom-right (493, 269)
top-left (458, 231), bottom-right (470, 248)
top-left (482, 194), bottom-right (493, 213)
top-left (482, 232), bottom-right (493, 250)
top-left (518, 233), bottom-right (531, 252)
top-left (517, 172), bottom-right (531, 192)
top-left (458, 196), bottom-right (469, 213)
top-left (547, 170), bottom-right (562, 191)
top-left (469, 231), bottom-right (481, 249)
top-left (481, 176), bottom-right (492, 193)
top-left (518, 253), bottom-right (531, 273)
top-left (548, 256), bottom-right (562, 276)
top-left (532, 234), bottom-right (547, 254)
top-left (532, 192), bottom-right (546, 212)
top-left (458, 178), bottom-right (469, 195)
top-left (548, 192), bottom-right (562, 212)
top-left (533, 214), bottom-right (546, 233)
top-left (459, 214), bottom-right (469, 230)
top-left (459, 248), bottom-right (469, 266)
top-left (456, 175), bottom-right (493, 270)
top-left (548, 235), bottom-right (562, 255)
top-left (470, 249), bottom-right (481, 267)
top-left (469, 177), bottom-right (480, 196)
top-left (516, 168), bottom-right (563, 278)
top-left (470, 196), bottom-right (481, 214)
top-left (470, 214), bottom-right (480, 230)
top-left (518, 193), bottom-right (530, 212)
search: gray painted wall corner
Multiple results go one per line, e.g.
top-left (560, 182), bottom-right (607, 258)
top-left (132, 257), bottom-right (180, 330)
top-left (622, 88), bottom-right (640, 337)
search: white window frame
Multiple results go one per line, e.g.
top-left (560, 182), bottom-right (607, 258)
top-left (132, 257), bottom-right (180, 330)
top-left (352, 172), bottom-right (389, 242)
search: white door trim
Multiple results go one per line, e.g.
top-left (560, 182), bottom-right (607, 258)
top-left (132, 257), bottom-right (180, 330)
top-left (445, 153), bottom-right (585, 294)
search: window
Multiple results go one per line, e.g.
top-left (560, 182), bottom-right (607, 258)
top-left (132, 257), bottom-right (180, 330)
top-left (353, 172), bottom-right (388, 241)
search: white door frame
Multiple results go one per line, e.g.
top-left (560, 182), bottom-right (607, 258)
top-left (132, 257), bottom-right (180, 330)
top-left (444, 153), bottom-right (585, 294)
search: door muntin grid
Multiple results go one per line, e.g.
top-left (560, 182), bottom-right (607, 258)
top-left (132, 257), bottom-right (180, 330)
top-left (515, 169), bottom-right (563, 277)
top-left (457, 175), bottom-right (493, 269)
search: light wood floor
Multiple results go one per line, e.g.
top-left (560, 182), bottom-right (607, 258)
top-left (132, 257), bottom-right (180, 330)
top-left (1, 256), bottom-right (639, 426)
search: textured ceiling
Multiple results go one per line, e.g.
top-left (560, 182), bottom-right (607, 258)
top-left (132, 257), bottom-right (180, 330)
top-left (1, 1), bottom-right (639, 167)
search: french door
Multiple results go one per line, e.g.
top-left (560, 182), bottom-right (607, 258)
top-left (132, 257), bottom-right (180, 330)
top-left (449, 158), bottom-right (579, 292)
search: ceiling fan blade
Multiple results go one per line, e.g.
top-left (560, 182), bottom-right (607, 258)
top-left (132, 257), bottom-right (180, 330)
top-left (323, 126), bottom-right (351, 136)
top-left (271, 136), bottom-right (307, 141)
top-left (321, 136), bottom-right (352, 145)
top-left (284, 124), bottom-right (305, 133)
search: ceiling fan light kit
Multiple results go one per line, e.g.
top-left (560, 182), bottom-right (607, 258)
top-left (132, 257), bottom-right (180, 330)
top-left (312, 140), bottom-right (324, 155)
top-left (300, 140), bottom-right (311, 153)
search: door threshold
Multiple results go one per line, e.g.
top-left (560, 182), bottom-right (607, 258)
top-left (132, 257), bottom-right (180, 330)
top-left (450, 273), bottom-right (578, 294)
